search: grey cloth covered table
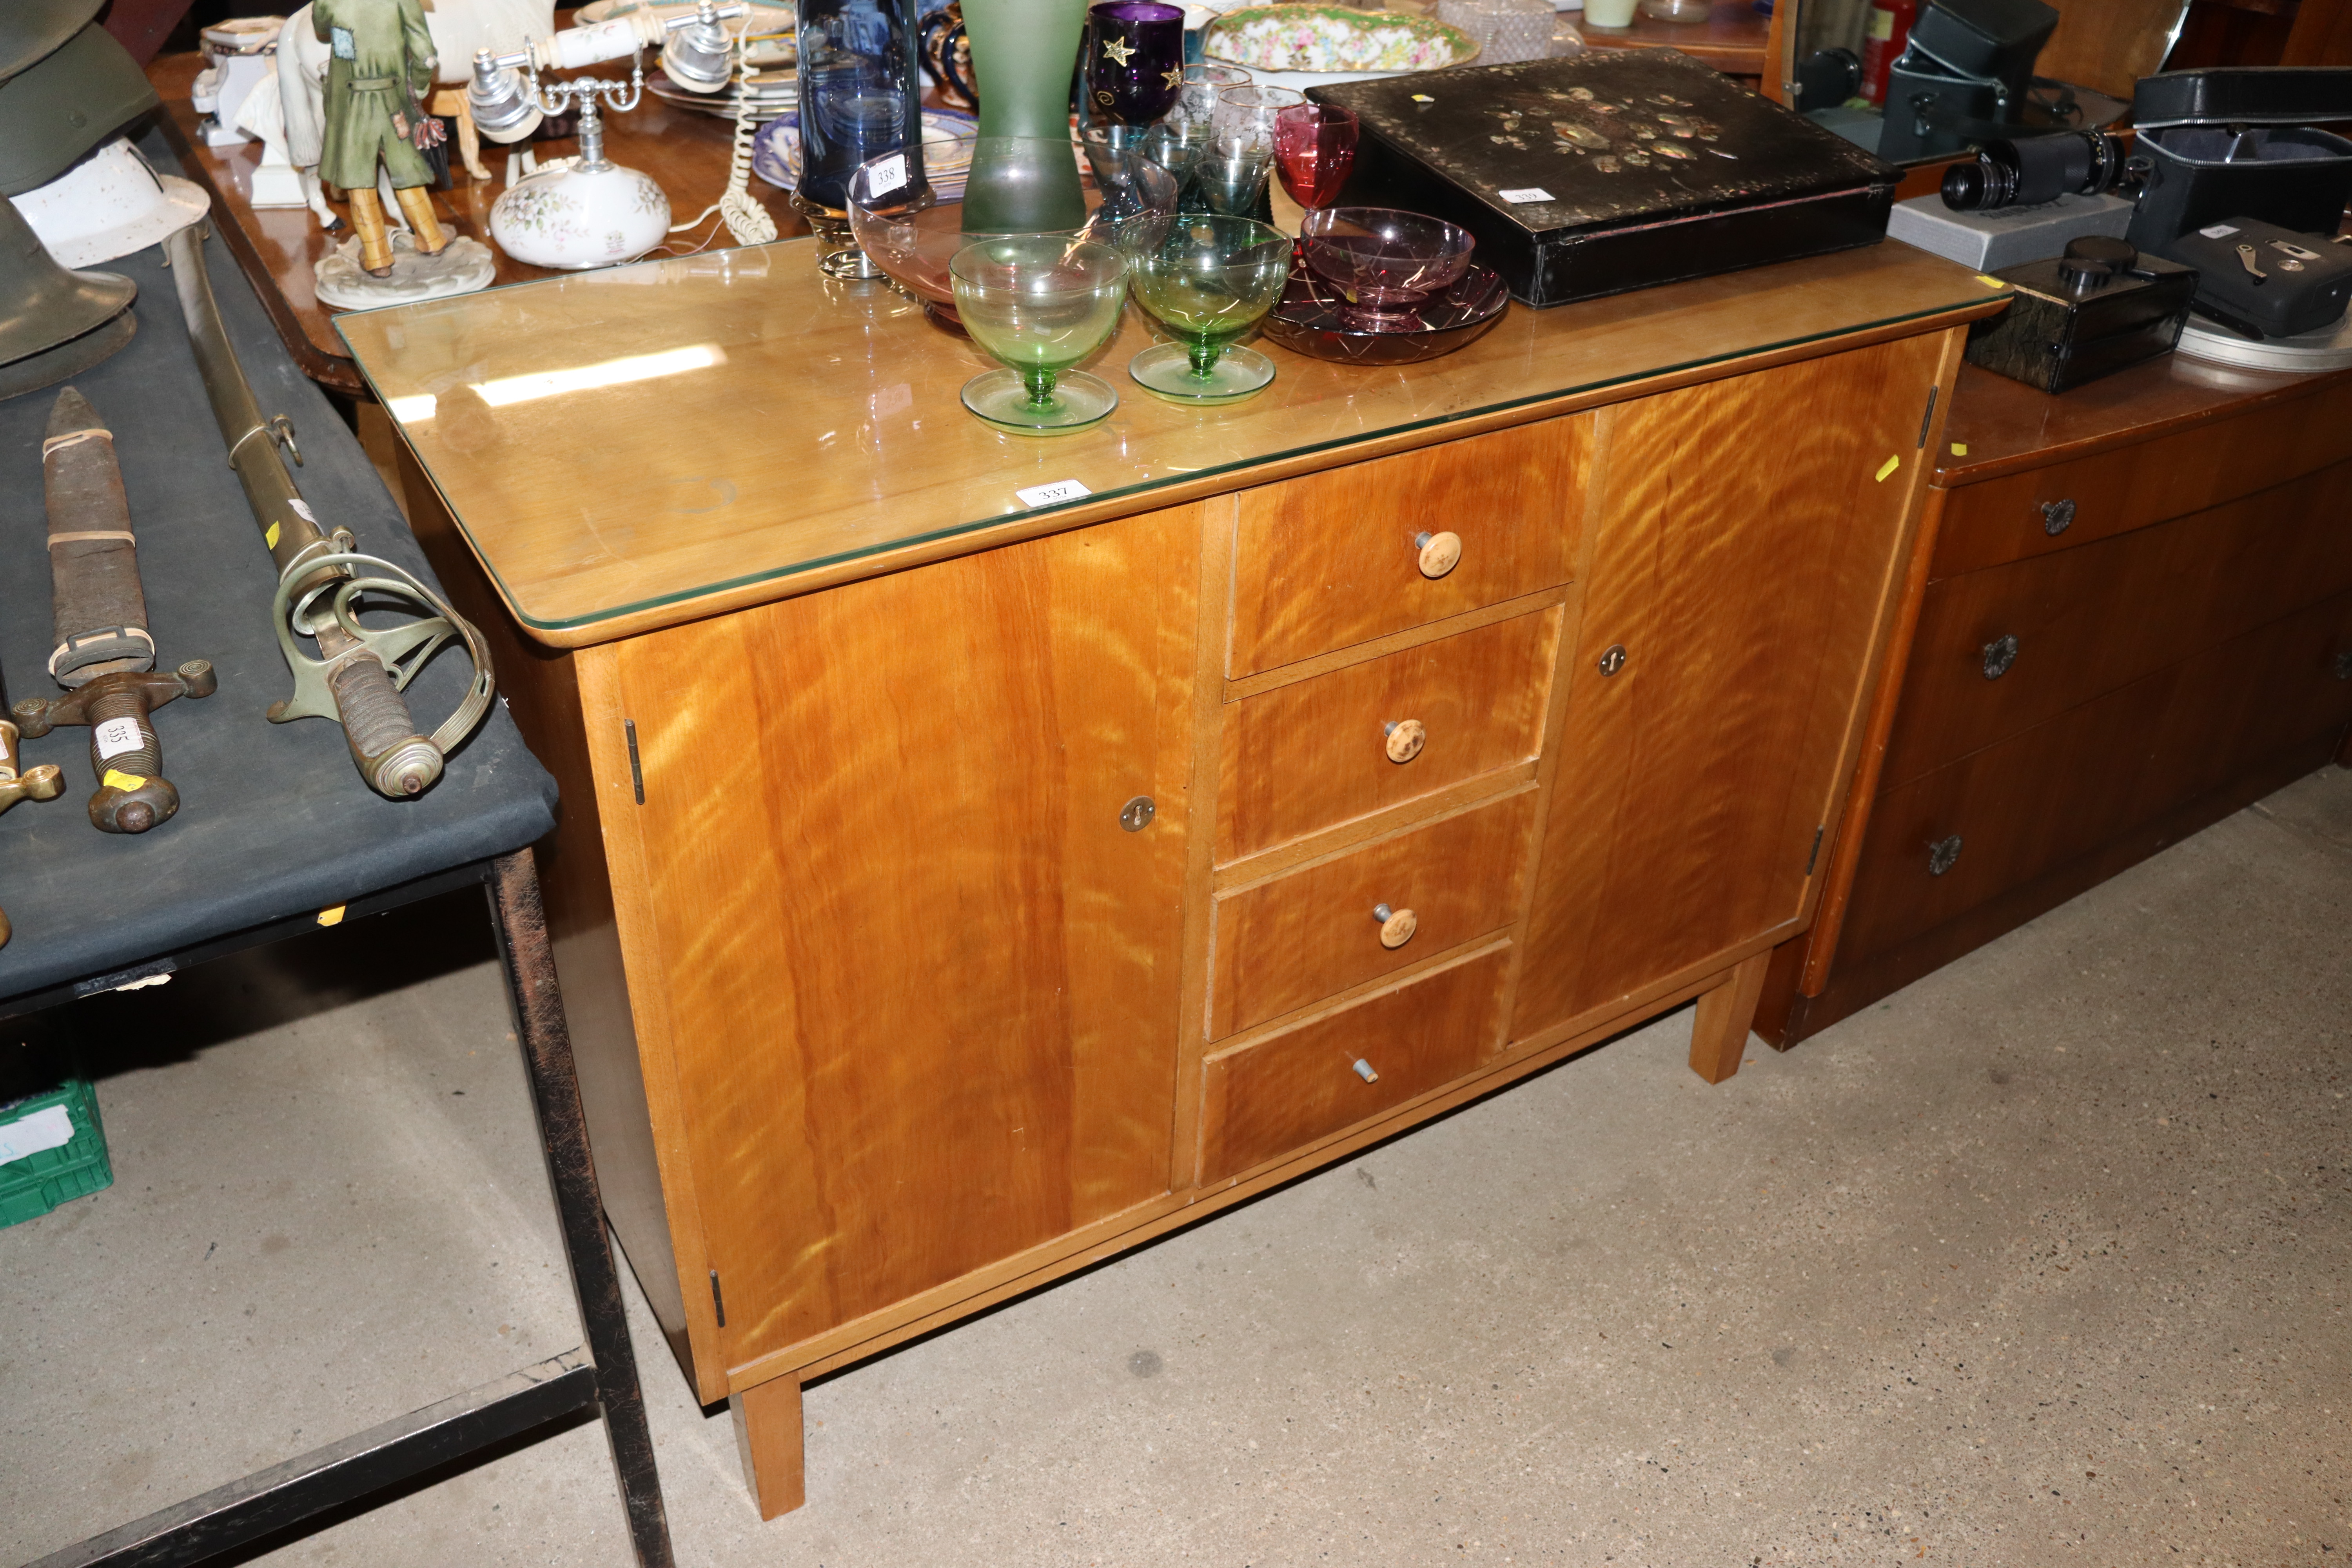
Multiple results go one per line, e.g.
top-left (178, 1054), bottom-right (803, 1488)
top-left (0, 226), bottom-right (556, 1002)
top-left (0, 174), bottom-right (670, 1566)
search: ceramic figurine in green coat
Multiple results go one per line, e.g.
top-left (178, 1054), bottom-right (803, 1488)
top-left (313, 0), bottom-right (450, 274)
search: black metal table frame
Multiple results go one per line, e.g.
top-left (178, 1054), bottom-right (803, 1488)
top-left (7, 851), bottom-right (674, 1568)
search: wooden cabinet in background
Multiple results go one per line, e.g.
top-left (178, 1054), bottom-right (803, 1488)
top-left (363, 241), bottom-right (1994, 1519)
top-left (1760, 362), bottom-right (2352, 1047)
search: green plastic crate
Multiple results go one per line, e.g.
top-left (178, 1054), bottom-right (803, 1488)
top-left (0, 1077), bottom-right (114, 1229)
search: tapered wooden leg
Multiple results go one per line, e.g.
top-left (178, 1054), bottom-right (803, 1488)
top-left (347, 187), bottom-right (394, 275)
top-left (394, 185), bottom-right (450, 256)
top-left (732, 1376), bottom-right (806, 1520)
top-left (1690, 951), bottom-right (1772, 1084)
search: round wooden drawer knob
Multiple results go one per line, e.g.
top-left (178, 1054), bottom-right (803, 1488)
top-left (1414, 530), bottom-right (1462, 579)
top-left (1372, 902), bottom-right (1418, 949)
top-left (1383, 718), bottom-right (1426, 763)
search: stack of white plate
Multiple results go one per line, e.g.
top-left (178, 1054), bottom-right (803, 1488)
top-left (648, 68), bottom-right (800, 122)
top-left (2176, 310), bottom-right (2352, 373)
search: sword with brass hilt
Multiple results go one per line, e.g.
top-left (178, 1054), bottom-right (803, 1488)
top-left (0, 662), bottom-right (66, 948)
top-left (13, 388), bottom-right (217, 834)
top-left (163, 223), bottom-right (492, 799)
top-left (0, 681), bottom-right (64, 820)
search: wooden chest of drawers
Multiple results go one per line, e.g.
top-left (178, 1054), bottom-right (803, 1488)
top-left (1760, 361), bottom-right (2352, 1046)
top-left (355, 241), bottom-right (1996, 1518)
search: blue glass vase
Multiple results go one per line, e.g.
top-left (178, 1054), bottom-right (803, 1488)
top-left (797, 0), bottom-right (924, 212)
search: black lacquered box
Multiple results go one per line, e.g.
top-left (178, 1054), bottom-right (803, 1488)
top-left (1962, 250), bottom-right (2197, 394)
top-left (1308, 50), bottom-right (1900, 309)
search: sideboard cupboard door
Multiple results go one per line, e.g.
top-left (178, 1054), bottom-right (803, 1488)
top-left (611, 506), bottom-right (1202, 1372)
top-left (1514, 333), bottom-right (1954, 1038)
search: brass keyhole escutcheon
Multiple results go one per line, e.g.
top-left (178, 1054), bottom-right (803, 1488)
top-left (1383, 719), bottom-right (1426, 763)
top-left (1414, 530), bottom-right (1462, 579)
top-left (2041, 498), bottom-right (2076, 536)
top-left (1982, 634), bottom-right (2019, 681)
top-left (1372, 902), bottom-right (1418, 949)
top-left (1597, 644), bottom-right (1628, 677)
top-left (1928, 834), bottom-right (1963, 876)
top-left (1118, 795), bottom-right (1155, 831)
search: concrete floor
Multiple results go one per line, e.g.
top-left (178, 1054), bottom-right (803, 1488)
top-left (4, 764), bottom-right (2347, 1567)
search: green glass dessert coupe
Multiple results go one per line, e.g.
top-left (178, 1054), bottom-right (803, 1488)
top-left (950, 234), bottom-right (1130, 434)
top-left (1119, 214), bottom-right (1292, 404)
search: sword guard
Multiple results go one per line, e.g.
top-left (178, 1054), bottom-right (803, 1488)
top-left (13, 663), bottom-right (218, 833)
top-left (266, 552), bottom-right (495, 798)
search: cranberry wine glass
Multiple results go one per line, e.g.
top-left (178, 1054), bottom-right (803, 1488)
top-left (1086, 1), bottom-right (1186, 128)
top-left (1272, 102), bottom-right (1359, 223)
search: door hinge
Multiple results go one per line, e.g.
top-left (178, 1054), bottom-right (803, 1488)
top-left (1916, 386), bottom-right (1938, 449)
top-left (1805, 824), bottom-right (1825, 876)
top-left (624, 718), bottom-right (644, 804)
top-left (710, 1269), bottom-right (726, 1327)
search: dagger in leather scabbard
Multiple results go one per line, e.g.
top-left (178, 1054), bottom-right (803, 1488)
top-left (162, 223), bottom-right (491, 799)
top-left (12, 388), bottom-right (216, 834)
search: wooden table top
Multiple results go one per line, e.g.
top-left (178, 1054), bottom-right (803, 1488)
top-left (1933, 356), bottom-right (2352, 488)
top-left (1573, 2), bottom-right (1771, 77)
top-left (335, 235), bottom-right (2003, 648)
top-left (147, 47), bottom-right (811, 396)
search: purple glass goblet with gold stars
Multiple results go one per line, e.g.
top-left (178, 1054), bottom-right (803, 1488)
top-left (1086, 1), bottom-right (1186, 127)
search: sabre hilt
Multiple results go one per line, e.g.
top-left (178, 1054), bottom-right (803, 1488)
top-left (13, 661), bottom-right (217, 832)
top-left (326, 653), bottom-right (442, 797)
top-left (267, 552), bottom-right (494, 800)
top-left (0, 718), bottom-right (64, 815)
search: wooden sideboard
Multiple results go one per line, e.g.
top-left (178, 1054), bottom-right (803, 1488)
top-left (344, 238), bottom-right (1999, 1514)
top-left (1758, 358), bottom-right (2352, 1047)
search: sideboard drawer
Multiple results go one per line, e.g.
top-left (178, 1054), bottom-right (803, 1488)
top-left (1932, 375), bottom-right (2352, 579)
top-left (1227, 419), bottom-right (1587, 678)
top-left (1197, 946), bottom-right (1510, 1185)
top-left (1884, 455), bottom-right (2352, 789)
top-left (1217, 608), bottom-right (1558, 862)
top-left (1840, 588), bottom-right (2352, 967)
top-left (1211, 789), bottom-right (1537, 1038)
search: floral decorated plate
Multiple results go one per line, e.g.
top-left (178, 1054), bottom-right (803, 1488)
top-left (752, 108), bottom-right (981, 192)
top-left (1203, 5), bottom-right (1478, 74)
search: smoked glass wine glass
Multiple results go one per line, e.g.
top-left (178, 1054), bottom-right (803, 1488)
top-left (951, 234), bottom-right (1130, 433)
top-left (1120, 212), bottom-right (1292, 403)
top-left (1170, 63), bottom-right (1250, 127)
top-left (1085, 1), bottom-right (1186, 127)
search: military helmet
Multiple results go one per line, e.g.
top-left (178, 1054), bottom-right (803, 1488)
top-left (0, 168), bottom-right (136, 401)
top-left (0, 21), bottom-right (162, 197)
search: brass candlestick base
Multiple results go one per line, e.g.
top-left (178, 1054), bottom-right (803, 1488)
top-left (791, 192), bottom-right (884, 280)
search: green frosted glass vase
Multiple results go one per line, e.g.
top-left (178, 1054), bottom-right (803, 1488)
top-left (959, 0), bottom-right (1090, 231)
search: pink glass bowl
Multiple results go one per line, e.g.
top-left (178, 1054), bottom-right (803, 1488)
top-left (848, 134), bottom-right (1174, 324)
top-left (1298, 207), bottom-right (1476, 332)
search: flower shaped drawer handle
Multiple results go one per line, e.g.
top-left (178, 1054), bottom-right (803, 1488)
top-left (1372, 902), bottom-right (1418, 949)
top-left (1414, 530), bottom-right (1462, 579)
top-left (1383, 718), bottom-right (1426, 763)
